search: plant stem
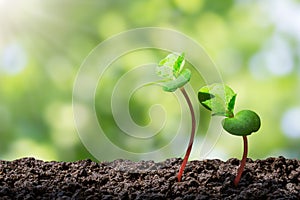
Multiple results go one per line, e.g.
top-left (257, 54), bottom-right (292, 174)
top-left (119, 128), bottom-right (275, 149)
top-left (234, 135), bottom-right (248, 186)
top-left (177, 87), bottom-right (196, 182)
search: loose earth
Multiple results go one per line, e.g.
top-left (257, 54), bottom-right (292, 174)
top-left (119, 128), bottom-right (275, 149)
top-left (0, 157), bottom-right (299, 199)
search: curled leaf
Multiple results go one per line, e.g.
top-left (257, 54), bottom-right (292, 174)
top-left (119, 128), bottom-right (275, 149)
top-left (198, 83), bottom-right (236, 117)
top-left (156, 52), bottom-right (190, 92)
top-left (156, 53), bottom-right (185, 79)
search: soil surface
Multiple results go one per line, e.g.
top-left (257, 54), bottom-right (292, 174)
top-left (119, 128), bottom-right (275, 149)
top-left (0, 157), bottom-right (299, 199)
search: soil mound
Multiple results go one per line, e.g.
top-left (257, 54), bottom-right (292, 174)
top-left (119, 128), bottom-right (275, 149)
top-left (0, 157), bottom-right (299, 199)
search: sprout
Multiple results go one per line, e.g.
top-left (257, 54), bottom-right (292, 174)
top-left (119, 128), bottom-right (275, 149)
top-left (155, 53), bottom-right (262, 186)
top-left (156, 52), bottom-right (195, 182)
top-left (198, 84), bottom-right (261, 186)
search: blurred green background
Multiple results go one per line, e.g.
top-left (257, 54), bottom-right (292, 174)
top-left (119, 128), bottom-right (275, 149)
top-left (0, 0), bottom-right (299, 161)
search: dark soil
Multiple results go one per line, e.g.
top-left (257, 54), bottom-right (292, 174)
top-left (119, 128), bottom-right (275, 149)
top-left (0, 157), bottom-right (299, 199)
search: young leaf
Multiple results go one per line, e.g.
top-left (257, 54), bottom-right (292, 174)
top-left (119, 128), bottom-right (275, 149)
top-left (155, 63), bottom-right (173, 79)
top-left (157, 53), bottom-right (185, 78)
top-left (156, 53), bottom-right (190, 92)
top-left (198, 83), bottom-right (236, 117)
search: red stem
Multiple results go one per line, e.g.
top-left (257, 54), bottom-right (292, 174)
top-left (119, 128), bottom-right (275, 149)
top-left (234, 135), bottom-right (248, 186)
top-left (177, 87), bottom-right (196, 182)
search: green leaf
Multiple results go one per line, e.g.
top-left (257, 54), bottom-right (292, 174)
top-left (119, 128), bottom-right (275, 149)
top-left (198, 83), bottom-right (236, 117)
top-left (156, 52), bottom-right (190, 92)
top-left (162, 69), bottom-right (191, 92)
top-left (155, 62), bottom-right (173, 79)
top-left (222, 110), bottom-right (261, 136)
top-left (157, 53), bottom-right (185, 78)
top-left (172, 53), bottom-right (185, 77)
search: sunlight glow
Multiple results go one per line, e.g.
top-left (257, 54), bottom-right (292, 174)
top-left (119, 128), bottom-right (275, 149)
top-left (0, 0), bottom-right (41, 45)
top-left (265, 0), bottom-right (300, 41)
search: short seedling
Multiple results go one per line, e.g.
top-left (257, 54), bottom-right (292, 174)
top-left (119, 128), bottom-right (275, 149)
top-left (156, 53), bottom-right (261, 186)
top-left (198, 84), bottom-right (261, 186)
top-left (156, 53), bottom-right (195, 182)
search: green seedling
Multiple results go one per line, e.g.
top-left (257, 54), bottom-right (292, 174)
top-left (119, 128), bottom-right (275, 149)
top-left (156, 53), bottom-right (261, 185)
top-left (198, 84), bottom-right (261, 186)
top-left (156, 53), bottom-right (195, 182)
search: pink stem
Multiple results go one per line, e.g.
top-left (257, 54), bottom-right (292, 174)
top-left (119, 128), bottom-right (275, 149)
top-left (234, 135), bottom-right (248, 186)
top-left (177, 87), bottom-right (196, 182)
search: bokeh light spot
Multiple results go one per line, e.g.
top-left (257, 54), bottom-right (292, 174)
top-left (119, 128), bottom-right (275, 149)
top-left (0, 43), bottom-right (27, 75)
top-left (264, 0), bottom-right (300, 42)
top-left (249, 35), bottom-right (294, 79)
top-left (281, 107), bottom-right (300, 139)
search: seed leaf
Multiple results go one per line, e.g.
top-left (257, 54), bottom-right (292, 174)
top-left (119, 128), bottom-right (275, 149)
top-left (162, 69), bottom-right (191, 92)
top-left (222, 110), bottom-right (261, 136)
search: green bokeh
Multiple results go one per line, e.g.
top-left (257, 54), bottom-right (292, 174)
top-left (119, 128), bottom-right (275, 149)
top-left (0, 0), bottom-right (299, 161)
